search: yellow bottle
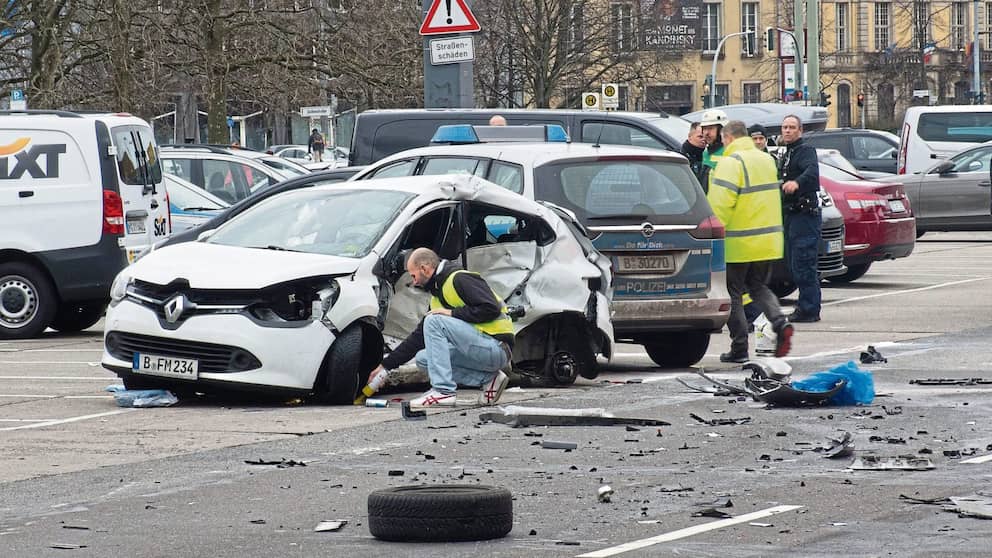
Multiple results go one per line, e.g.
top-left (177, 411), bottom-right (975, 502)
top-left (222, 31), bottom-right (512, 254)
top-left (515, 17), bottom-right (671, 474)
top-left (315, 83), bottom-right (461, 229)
top-left (354, 369), bottom-right (390, 405)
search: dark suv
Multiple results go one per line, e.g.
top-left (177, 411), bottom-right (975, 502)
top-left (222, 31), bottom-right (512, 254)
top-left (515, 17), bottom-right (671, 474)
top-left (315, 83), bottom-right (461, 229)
top-left (804, 128), bottom-right (899, 175)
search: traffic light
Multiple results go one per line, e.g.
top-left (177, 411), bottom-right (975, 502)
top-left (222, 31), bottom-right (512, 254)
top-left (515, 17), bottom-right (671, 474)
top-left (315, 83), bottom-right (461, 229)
top-left (856, 93), bottom-right (865, 107)
top-left (765, 27), bottom-right (775, 52)
top-left (819, 90), bottom-right (832, 107)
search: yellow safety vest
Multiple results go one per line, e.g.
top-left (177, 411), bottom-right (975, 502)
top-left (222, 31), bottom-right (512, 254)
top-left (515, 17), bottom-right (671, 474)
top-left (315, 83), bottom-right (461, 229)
top-left (429, 270), bottom-right (515, 337)
top-left (706, 137), bottom-right (784, 263)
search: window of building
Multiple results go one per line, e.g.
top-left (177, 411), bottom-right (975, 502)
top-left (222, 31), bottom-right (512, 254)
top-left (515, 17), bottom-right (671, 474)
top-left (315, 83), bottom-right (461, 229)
top-left (987, 2), bottom-right (992, 49)
top-left (836, 3), bottom-right (849, 51)
top-left (874, 3), bottom-right (891, 51)
top-left (702, 3), bottom-right (721, 52)
top-left (715, 83), bottom-right (730, 106)
top-left (611, 2), bottom-right (635, 54)
top-left (914, 1), bottom-right (932, 43)
top-left (952, 2), bottom-right (967, 50)
top-left (837, 84), bottom-right (852, 127)
top-left (742, 82), bottom-right (762, 104)
top-left (741, 2), bottom-right (759, 55)
top-left (645, 85), bottom-right (693, 115)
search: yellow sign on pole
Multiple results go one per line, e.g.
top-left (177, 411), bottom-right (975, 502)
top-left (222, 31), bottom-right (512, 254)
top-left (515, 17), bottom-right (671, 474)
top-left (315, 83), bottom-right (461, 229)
top-left (582, 92), bottom-right (600, 111)
top-left (602, 83), bottom-right (619, 110)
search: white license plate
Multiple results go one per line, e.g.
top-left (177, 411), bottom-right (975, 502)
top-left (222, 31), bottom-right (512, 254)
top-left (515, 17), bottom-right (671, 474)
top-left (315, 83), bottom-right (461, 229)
top-left (126, 219), bottom-right (146, 234)
top-left (616, 255), bottom-right (676, 273)
top-left (888, 200), bottom-right (906, 213)
top-left (827, 239), bottom-right (843, 253)
top-left (132, 353), bottom-right (198, 380)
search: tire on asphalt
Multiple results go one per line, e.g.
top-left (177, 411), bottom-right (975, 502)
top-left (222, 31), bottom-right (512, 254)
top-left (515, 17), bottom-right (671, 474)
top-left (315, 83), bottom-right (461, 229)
top-left (643, 331), bottom-right (710, 368)
top-left (769, 280), bottom-right (797, 299)
top-left (0, 262), bottom-right (57, 339)
top-left (368, 485), bottom-right (513, 542)
top-left (825, 262), bottom-right (871, 284)
top-left (50, 301), bottom-right (106, 333)
top-left (313, 325), bottom-right (362, 405)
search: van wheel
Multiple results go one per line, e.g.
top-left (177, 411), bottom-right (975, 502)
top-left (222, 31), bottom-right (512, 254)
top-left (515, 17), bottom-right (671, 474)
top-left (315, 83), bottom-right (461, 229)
top-left (313, 326), bottom-right (362, 405)
top-left (0, 263), bottom-right (57, 339)
top-left (826, 263), bottom-right (871, 284)
top-left (643, 331), bottom-right (710, 368)
top-left (368, 485), bottom-right (513, 542)
top-left (50, 302), bottom-right (106, 333)
top-left (769, 280), bottom-right (797, 299)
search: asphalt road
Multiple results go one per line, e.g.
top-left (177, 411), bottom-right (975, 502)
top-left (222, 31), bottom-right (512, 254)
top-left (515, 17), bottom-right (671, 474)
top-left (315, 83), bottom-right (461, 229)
top-left (1, 231), bottom-right (991, 557)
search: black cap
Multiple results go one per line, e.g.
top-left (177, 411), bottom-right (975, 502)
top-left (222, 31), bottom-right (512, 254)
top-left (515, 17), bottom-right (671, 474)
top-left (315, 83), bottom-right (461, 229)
top-left (748, 124), bottom-right (767, 137)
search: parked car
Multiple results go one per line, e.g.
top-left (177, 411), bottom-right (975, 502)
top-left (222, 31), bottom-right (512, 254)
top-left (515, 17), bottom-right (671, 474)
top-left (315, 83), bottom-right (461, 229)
top-left (348, 108), bottom-right (692, 166)
top-left (101, 175), bottom-right (614, 399)
top-left (805, 128), bottom-right (899, 175)
top-left (898, 105), bottom-right (992, 175)
top-left (267, 144), bottom-right (310, 162)
top-left (160, 145), bottom-right (295, 203)
top-left (684, 103), bottom-right (829, 135)
top-left (0, 110), bottom-right (170, 338)
top-left (894, 143), bottom-right (992, 234)
top-left (163, 174), bottom-right (229, 234)
top-left (818, 163), bottom-right (916, 282)
top-left (350, 125), bottom-right (730, 369)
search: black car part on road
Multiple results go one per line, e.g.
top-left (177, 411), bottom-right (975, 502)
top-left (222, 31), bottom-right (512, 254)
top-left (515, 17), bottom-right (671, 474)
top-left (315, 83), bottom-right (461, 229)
top-left (367, 485), bottom-right (513, 542)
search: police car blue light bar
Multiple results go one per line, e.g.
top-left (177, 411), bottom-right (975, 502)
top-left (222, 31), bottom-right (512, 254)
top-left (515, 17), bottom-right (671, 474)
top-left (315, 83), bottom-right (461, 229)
top-left (431, 124), bottom-right (570, 144)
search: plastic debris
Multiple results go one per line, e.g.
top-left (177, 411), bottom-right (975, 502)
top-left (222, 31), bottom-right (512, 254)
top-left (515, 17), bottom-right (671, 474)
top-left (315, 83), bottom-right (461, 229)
top-left (909, 378), bottom-right (992, 386)
top-left (849, 455), bottom-right (935, 471)
top-left (481, 406), bottom-right (669, 428)
top-left (50, 543), bottom-right (87, 550)
top-left (314, 520), bottom-right (347, 532)
top-left (945, 495), bottom-right (992, 519)
top-left (690, 413), bottom-right (751, 426)
top-left (244, 458), bottom-right (306, 468)
top-left (401, 401), bottom-right (427, 421)
top-left (859, 345), bottom-right (887, 364)
top-left (598, 485), bottom-right (614, 503)
top-left (542, 440), bottom-right (578, 450)
top-left (110, 389), bottom-right (178, 408)
top-left (814, 432), bottom-right (855, 458)
top-left (790, 361), bottom-right (875, 406)
top-left (692, 508), bottom-right (733, 519)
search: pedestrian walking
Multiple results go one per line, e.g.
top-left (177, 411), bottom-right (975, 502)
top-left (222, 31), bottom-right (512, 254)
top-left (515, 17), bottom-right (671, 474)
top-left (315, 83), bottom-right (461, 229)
top-left (707, 119), bottom-right (794, 362)
top-left (698, 109), bottom-right (728, 192)
top-left (778, 115), bottom-right (822, 322)
top-left (308, 128), bottom-right (326, 162)
top-left (682, 121), bottom-right (707, 186)
top-left (367, 248), bottom-right (512, 408)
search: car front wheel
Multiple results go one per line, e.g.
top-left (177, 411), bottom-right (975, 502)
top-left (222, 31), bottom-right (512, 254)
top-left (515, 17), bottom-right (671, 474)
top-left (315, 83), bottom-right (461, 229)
top-left (0, 262), bottom-right (57, 339)
top-left (313, 325), bottom-right (363, 405)
top-left (50, 302), bottom-right (106, 333)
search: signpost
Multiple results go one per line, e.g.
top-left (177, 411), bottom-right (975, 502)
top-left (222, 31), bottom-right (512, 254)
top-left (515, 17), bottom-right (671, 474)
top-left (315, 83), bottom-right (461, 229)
top-left (582, 92), bottom-right (600, 111)
top-left (299, 105), bottom-right (332, 118)
top-left (10, 89), bottom-right (26, 110)
top-left (421, 0), bottom-right (480, 108)
top-left (601, 83), bottom-right (619, 110)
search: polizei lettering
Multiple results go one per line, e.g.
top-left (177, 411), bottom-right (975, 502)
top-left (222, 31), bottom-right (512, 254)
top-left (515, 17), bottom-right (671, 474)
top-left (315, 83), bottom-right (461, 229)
top-left (0, 144), bottom-right (67, 179)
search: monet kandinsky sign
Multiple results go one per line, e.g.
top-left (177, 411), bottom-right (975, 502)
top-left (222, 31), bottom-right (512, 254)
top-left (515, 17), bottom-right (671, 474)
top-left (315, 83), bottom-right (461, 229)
top-left (640, 0), bottom-right (702, 52)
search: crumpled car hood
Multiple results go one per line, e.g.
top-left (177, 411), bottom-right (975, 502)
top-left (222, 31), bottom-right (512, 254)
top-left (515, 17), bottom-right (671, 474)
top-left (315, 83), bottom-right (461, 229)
top-left (128, 242), bottom-right (360, 289)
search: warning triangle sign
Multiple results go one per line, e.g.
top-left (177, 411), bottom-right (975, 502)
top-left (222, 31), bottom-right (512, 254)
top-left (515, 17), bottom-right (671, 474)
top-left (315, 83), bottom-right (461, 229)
top-left (419, 0), bottom-right (481, 35)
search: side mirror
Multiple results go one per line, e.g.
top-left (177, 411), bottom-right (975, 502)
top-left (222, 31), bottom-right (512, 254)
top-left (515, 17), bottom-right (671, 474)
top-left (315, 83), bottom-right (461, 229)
top-left (931, 160), bottom-right (954, 175)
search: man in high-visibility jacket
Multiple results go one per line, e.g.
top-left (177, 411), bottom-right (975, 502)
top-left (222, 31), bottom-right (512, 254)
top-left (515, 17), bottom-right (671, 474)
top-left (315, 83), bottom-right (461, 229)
top-left (367, 248), bottom-right (512, 408)
top-left (707, 120), bottom-right (795, 363)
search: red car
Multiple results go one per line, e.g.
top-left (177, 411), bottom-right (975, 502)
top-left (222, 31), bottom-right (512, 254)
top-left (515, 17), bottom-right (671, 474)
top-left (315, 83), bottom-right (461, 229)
top-left (818, 163), bottom-right (917, 283)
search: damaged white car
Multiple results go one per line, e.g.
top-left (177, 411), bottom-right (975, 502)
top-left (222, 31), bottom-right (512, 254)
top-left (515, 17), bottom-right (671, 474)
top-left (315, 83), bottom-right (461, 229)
top-left (101, 175), bottom-right (613, 402)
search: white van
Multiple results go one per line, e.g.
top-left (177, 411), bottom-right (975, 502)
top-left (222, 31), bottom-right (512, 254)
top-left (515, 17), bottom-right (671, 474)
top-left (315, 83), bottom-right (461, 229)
top-left (898, 105), bottom-right (992, 174)
top-left (0, 110), bottom-right (171, 338)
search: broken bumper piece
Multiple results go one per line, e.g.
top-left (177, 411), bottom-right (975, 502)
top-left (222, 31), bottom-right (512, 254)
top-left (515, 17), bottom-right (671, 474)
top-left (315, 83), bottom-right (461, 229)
top-left (745, 377), bottom-right (847, 407)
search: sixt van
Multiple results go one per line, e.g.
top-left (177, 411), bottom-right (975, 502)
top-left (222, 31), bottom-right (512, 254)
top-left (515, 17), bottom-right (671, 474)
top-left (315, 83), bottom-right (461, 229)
top-left (898, 105), bottom-right (992, 174)
top-left (0, 110), bottom-right (170, 338)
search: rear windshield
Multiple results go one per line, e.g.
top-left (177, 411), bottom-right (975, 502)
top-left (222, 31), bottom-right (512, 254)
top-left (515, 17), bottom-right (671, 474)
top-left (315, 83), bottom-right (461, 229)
top-left (112, 125), bottom-right (163, 186)
top-left (917, 113), bottom-right (992, 143)
top-left (534, 159), bottom-right (707, 225)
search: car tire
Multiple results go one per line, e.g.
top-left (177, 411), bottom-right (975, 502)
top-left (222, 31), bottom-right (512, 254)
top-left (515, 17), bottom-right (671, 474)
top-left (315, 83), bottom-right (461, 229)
top-left (314, 325), bottom-right (362, 405)
top-left (643, 331), bottom-right (710, 368)
top-left (50, 302), bottom-right (106, 333)
top-left (826, 262), bottom-right (871, 284)
top-left (769, 280), bottom-right (797, 299)
top-left (368, 485), bottom-right (513, 542)
top-left (0, 262), bottom-right (57, 339)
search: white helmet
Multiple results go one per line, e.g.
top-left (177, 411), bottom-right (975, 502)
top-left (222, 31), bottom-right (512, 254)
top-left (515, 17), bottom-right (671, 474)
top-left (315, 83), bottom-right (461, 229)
top-left (698, 109), bottom-right (729, 128)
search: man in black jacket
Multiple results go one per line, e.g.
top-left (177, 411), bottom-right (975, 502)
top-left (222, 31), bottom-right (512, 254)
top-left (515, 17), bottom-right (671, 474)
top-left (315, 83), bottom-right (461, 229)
top-left (367, 248), bottom-right (512, 408)
top-left (778, 115), bottom-right (822, 322)
top-left (681, 121), bottom-right (707, 185)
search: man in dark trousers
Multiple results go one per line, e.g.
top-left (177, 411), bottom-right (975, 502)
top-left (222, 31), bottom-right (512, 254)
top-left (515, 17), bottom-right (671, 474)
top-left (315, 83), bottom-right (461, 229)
top-left (778, 115), bottom-right (822, 322)
top-left (367, 248), bottom-right (512, 408)
top-left (682, 121), bottom-right (707, 186)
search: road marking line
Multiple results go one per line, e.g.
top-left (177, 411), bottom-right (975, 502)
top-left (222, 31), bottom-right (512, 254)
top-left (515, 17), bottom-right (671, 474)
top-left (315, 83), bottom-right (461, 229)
top-left (574, 504), bottom-right (803, 558)
top-left (0, 419), bottom-right (57, 422)
top-left (0, 409), bottom-right (135, 431)
top-left (960, 454), bottom-right (992, 464)
top-left (824, 277), bottom-right (991, 307)
top-left (0, 361), bottom-right (100, 364)
top-left (0, 394), bottom-right (114, 399)
top-left (0, 376), bottom-right (112, 380)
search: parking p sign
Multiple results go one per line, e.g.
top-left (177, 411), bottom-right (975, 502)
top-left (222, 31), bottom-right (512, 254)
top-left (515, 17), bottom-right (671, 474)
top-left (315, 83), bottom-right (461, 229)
top-left (601, 83), bottom-right (619, 110)
top-left (10, 89), bottom-right (26, 110)
top-left (582, 92), bottom-right (600, 111)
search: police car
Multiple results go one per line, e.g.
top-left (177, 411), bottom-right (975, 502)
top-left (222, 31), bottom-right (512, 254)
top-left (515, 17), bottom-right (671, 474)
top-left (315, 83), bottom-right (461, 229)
top-left (351, 125), bottom-right (731, 368)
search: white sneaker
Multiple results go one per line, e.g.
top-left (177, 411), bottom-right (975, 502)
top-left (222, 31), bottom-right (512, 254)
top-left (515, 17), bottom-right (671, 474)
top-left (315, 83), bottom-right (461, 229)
top-left (409, 389), bottom-right (457, 408)
top-left (478, 371), bottom-right (509, 406)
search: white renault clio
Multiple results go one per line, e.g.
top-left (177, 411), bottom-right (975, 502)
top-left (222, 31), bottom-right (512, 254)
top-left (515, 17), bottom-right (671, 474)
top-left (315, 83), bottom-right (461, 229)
top-left (101, 175), bottom-right (613, 402)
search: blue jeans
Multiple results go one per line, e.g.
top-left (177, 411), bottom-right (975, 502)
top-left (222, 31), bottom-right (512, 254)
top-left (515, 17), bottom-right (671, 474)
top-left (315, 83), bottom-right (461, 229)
top-left (784, 211), bottom-right (822, 316)
top-left (415, 314), bottom-right (508, 394)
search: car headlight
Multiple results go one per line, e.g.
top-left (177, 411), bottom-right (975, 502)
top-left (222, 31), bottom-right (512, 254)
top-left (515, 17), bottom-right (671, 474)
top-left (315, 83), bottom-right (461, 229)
top-left (247, 277), bottom-right (340, 323)
top-left (312, 280), bottom-right (341, 321)
top-left (110, 274), bottom-right (133, 304)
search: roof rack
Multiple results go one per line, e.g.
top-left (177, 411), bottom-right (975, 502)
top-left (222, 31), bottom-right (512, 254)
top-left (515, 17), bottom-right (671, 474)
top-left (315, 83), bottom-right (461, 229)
top-left (160, 143), bottom-right (262, 154)
top-left (0, 109), bottom-right (83, 118)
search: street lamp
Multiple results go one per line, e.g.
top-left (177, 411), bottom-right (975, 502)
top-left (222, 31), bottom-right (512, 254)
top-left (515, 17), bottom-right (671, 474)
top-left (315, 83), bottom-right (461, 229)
top-left (974, 0), bottom-right (984, 104)
top-left (709, 31), bottom-right (751, 108)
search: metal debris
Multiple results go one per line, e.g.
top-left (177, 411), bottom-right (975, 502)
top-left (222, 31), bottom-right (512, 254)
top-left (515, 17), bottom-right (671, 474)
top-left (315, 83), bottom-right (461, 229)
top-left (314, 520), bottom-right (348, 532)
top-left (869, 436), bottom-right (906, 444)
top-left (692, 508), bottom-right (733, 519)
top-left (814, 432), bottom-right (855, 459)
top-left (481, 406), bottom-right (669, 428)
top-left (909, 378), bottom-right (992, 386)
top-left (946, 495), bottom-right (992, 519)
top-left (244, 458), bottom-right (306, 468)
top-left (542, 440), bottom-right (578, 450)
top-left (849, 455), bottom-right (935, 471)
top-left (689, 413), bottom-right (752, 426)
top-left (50, 544), bottom-right (88, 550)
top-left (860, 345), bottom-right (887, 364)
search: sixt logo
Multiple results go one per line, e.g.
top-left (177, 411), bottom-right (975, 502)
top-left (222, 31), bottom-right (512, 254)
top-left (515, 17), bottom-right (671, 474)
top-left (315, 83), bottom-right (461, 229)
top-left (0, 138), bottom-right (67, 179)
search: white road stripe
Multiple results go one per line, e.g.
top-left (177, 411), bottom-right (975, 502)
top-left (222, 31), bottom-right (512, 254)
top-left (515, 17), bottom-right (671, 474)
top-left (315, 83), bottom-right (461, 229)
top-left (824, 277), bottom-right (991, 307)
top-left (0, 361), bottom-right (99, 364)
top-left (0, 394), bottom-right (114, 399)
top-left (960, 454), bottom-right (992, 464)
top-left (0, 409), bottom-right (135, 431)
top-left (0, 376), bottom-right (112, 380)
top-left (0, 419), bottom-right (57, 422)
top-left (575, 504), bottom-right (804, 558)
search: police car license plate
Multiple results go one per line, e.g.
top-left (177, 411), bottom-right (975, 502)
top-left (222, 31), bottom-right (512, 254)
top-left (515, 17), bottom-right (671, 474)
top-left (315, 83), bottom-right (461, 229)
top-left (126, 219), bottom-right (146, 234)
top-left (617, 255), bottom-right (676, 273)
top-left (888, 200), bottom-right (906, 213)
top-left (827, 239), bottom-right (843, 253)
top-left (132, 353), bottom-right (199, 380)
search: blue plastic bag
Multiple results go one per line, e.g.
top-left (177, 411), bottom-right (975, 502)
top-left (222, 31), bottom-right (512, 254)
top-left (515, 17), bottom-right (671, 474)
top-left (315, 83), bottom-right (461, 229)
top-left (111, 389), bottom-right (178, 408)
top-left (790, 361), bottom-right (875, 406)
